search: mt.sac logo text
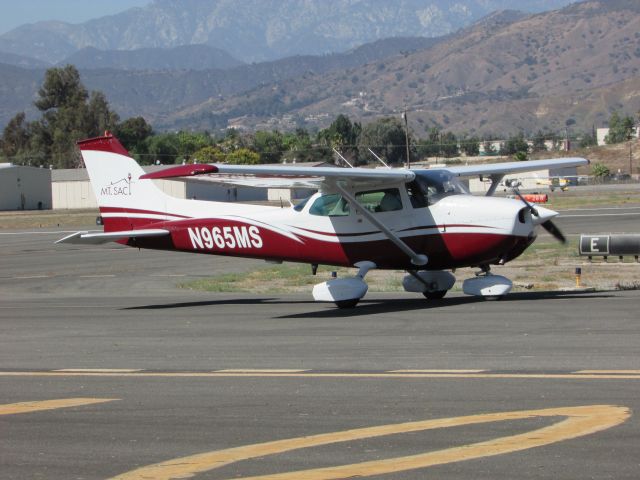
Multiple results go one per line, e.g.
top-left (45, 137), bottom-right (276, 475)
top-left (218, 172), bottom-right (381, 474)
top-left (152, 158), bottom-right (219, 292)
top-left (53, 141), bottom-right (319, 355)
top-left (101, 173), bottom-right (133, 196)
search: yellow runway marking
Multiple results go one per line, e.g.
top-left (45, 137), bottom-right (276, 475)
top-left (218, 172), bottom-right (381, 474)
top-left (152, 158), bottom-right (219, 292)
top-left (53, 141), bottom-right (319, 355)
top-left (0, 398), bottom-right (118, 416)
top-left (2, 371), bottom-right (640, 380)
top-left (108, 405), bottom-right (630, 480)
top-left (575, 370), bottom-right (640, 375)
top-left (53, 368), bottom-right (142, 373)
top-left (389, 369), bottom-right (486, 373)
top-left (215, 369), bottom-right (309, 373)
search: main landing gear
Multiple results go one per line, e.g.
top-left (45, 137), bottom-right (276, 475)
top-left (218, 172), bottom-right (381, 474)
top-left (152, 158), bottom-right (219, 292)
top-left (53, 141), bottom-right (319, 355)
top-left (312, 263), bottom-right (515, 308)
top-left (312, 261), bottom-right (376, 308)
top-left (404, 266), bottom-right (513, 302)
top-left (462, 265), bottom-right (513, 301)
top-left (402, 270), bottom-right (456, 300)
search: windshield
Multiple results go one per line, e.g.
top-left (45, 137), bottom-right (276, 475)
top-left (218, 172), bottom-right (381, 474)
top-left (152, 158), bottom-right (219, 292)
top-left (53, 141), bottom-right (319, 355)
top-left (414, 170), bottom-right (469, 202)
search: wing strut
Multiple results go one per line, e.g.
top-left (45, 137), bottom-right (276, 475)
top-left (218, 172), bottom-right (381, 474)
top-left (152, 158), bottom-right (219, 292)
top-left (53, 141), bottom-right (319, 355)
top-left (334, 183), bottom-right (428, 266)
top-left (484, 174), bottom-right (504, 196)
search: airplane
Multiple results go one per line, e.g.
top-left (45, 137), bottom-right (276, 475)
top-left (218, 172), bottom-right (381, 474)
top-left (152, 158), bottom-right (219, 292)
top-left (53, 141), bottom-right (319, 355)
top-left (57, 132), bottom-right (588, 308)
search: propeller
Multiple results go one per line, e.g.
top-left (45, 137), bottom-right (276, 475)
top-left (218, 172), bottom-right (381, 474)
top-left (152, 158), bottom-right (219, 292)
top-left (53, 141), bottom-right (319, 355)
top-left (507, 180), bottom-right (567, 244)
top-left (540, 219), bottom-right (566, 244)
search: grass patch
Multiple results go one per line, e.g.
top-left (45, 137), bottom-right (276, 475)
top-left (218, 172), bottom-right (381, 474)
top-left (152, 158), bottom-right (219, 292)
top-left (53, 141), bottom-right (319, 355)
top-left (181, 264), bottom-right (358, 294)
top-left (0, 209), bottom-right (99, 229)
top-left (546, 191), bottom-right (640, 210)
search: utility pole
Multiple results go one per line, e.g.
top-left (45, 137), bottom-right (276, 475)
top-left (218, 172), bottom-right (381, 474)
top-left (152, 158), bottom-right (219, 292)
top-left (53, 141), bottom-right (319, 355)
top-left (402, 107), bottom-right (410, 169)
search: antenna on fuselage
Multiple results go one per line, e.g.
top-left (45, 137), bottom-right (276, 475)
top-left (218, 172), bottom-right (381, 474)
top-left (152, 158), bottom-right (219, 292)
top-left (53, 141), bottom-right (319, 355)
top-left (332, 148), bottom-right (354, 168)
top-left (367, 148), bottom-right (391, 168)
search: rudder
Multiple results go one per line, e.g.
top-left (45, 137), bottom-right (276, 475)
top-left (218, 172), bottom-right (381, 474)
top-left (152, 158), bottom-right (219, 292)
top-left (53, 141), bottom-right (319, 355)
top-left (78, 133), bottom-right (170, 232)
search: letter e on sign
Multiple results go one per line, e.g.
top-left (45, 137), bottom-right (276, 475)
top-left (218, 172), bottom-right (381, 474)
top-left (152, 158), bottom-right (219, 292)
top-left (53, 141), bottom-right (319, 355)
top-left (580, 235), bottom-right (610, 255)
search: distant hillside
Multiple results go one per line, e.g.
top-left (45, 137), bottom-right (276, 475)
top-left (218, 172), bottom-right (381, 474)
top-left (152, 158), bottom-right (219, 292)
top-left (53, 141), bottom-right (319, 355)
top-left (2, 1), bottom-right (639, 137)
top-left (60, 45), bottom-right (244, 71)
top-left (0, 65), bottom-right (42, 124)
top-left (0, 51), bottom-right (48, 69)
top-left (0, 0), bottom-right (575, 64)
top-left (165, 1), bottom-right (640, 135)
top-left (0, 36), bottom-right (440, 128)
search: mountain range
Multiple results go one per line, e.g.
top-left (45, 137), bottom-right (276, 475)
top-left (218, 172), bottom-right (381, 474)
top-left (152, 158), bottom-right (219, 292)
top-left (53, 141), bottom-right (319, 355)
top-left (0, 0), bottom-right (575, 65)
top-left (0, 0), bottom-right (639, 137)
top-left (196, 0), bottom-right (640, 135)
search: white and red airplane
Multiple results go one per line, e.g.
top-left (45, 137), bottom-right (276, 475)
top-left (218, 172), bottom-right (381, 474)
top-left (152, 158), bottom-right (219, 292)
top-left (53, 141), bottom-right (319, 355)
top-left (58, 133), bottom-right (587, 308)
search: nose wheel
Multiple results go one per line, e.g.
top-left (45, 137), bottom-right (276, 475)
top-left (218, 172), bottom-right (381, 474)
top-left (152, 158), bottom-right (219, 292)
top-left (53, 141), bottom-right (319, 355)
top-left (423, 290), bottom-right (447, 300)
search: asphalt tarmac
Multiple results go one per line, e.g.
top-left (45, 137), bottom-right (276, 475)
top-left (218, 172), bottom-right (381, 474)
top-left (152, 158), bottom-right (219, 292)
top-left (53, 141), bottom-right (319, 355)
top-left (1, 207), bottom-right (639, 479)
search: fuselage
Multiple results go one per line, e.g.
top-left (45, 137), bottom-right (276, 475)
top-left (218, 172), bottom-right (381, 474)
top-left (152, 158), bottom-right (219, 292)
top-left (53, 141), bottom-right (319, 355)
top-left (109, 178), bottom-right (537, 270)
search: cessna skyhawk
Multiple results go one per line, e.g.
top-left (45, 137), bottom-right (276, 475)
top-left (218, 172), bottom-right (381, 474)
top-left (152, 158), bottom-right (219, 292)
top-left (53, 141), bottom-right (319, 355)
top-left (58, 133), bottom-right (587, 308)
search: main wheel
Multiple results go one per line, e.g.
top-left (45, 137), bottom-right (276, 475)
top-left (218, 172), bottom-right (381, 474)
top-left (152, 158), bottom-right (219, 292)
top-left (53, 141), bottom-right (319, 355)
top-left (423, 290), bottom-right (447, 300)
top-left (483, 295), bottom-right (504, 301)
top-left (335, 298), bottom-right (359, 309)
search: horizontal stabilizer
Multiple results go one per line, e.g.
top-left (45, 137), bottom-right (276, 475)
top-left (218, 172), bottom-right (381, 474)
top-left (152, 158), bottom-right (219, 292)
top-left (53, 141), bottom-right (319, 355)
top-left (56, 229), bottom-right (170, 245)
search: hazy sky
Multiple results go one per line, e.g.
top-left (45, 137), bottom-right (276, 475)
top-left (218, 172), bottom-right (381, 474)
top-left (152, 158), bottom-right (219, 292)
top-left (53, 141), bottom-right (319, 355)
top-left (0, 0), bottom-right (151, 34)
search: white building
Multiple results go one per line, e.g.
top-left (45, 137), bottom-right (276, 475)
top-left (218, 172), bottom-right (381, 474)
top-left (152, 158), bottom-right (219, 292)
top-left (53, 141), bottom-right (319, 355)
top-left (597, 127), bottom-right (640, 146)
top-left (0, 164), bottom-right (52, 211)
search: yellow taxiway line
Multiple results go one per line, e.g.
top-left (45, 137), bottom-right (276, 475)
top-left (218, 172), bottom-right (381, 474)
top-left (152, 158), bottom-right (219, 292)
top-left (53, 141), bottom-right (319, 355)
top-left (0, 398), bottom-right (118, 416)
top-left (1, 371), bottom-right (640, 380)
top-left (108, 405), bottom-right (630, 480)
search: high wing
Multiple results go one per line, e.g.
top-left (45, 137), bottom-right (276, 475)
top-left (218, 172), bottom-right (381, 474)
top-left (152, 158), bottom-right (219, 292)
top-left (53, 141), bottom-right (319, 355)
top-left (443, 157), bottom-right (589, 177)
top-left (138, 157), bottom-right (587, 190)
top-left (140, 163), bottom-right (415, 189)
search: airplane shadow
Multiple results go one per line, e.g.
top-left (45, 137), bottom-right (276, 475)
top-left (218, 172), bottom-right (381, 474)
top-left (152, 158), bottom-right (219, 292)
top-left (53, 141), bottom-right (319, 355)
top-left (277, 290), bottom-right (615, 319)
top-left (122, 289), bottom-right (614, 317)
top-left (122, 298), bottom-right (313, 310)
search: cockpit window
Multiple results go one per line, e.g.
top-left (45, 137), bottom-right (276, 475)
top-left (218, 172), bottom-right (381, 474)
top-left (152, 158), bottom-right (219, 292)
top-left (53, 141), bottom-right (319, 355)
top-left (355, 188), bottom-right (403, 213)
top-left (309, 193), bottom-right (350, 216)
top-left (414, 170), bottom-right (468, 202)
top-left (293, 196), bottom-right (311, 212)
top-left (406, 180), bottom-right (428, 208)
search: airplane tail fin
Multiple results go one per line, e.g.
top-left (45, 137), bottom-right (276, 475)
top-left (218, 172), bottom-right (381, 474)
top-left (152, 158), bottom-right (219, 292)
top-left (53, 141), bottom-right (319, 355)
top-left (78, 133), bottom-right (170, 232)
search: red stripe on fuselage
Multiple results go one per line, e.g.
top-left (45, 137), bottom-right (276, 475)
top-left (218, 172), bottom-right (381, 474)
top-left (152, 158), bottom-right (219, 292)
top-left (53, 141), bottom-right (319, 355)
top-left (123, 217), bottom-right (530, 269)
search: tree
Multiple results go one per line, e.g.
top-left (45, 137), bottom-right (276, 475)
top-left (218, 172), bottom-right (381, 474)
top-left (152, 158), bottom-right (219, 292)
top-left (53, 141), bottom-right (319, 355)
top-left (592, 162), bottom-right (610, 181)
top-left (192, 145), bottom-right (223, 163)
top-left (114, 116), bottom-right (153, 158)
top-left (85, 91), bottom-right (120, 137)
top-left (2, 65), bottom-right (121, 168)
top-left (579, 126), bottom-right (597, 148)
top-left (415, 127), bottom-right (440, 158)
top-left (531, 130), bottom-right (548, 153)
top-left (252, 130), bottom-right (284, 163)
top-left (282, 128), bottom-right (326, 163)
top-left (226, 148), bottom-right (260, 165)
top-left (1, 112), bottom-right (31, 160)
top-left (503, 132), bottom-right (529, 158)
top-left (318, 114), bottom-right (361, 163)
top-left (145, 133), bottom-right (181, 164)
top-left (459, 135), bottom-right (480, 156)
top-left (175, 131), bottom-right (212, 162)
top-left (439, 131), bottom-right (458, 157)
top-left (35, 65), bottom-right (88, 112)
top-left (605, 111), bottom-right (635, 144)
top-left (358, 117), bottom-right (408, 165)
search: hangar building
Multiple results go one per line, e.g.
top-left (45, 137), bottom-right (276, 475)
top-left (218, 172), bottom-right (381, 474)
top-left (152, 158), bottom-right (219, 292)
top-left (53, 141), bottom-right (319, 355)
top-left (0, 164), bottom-right (52, 211)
